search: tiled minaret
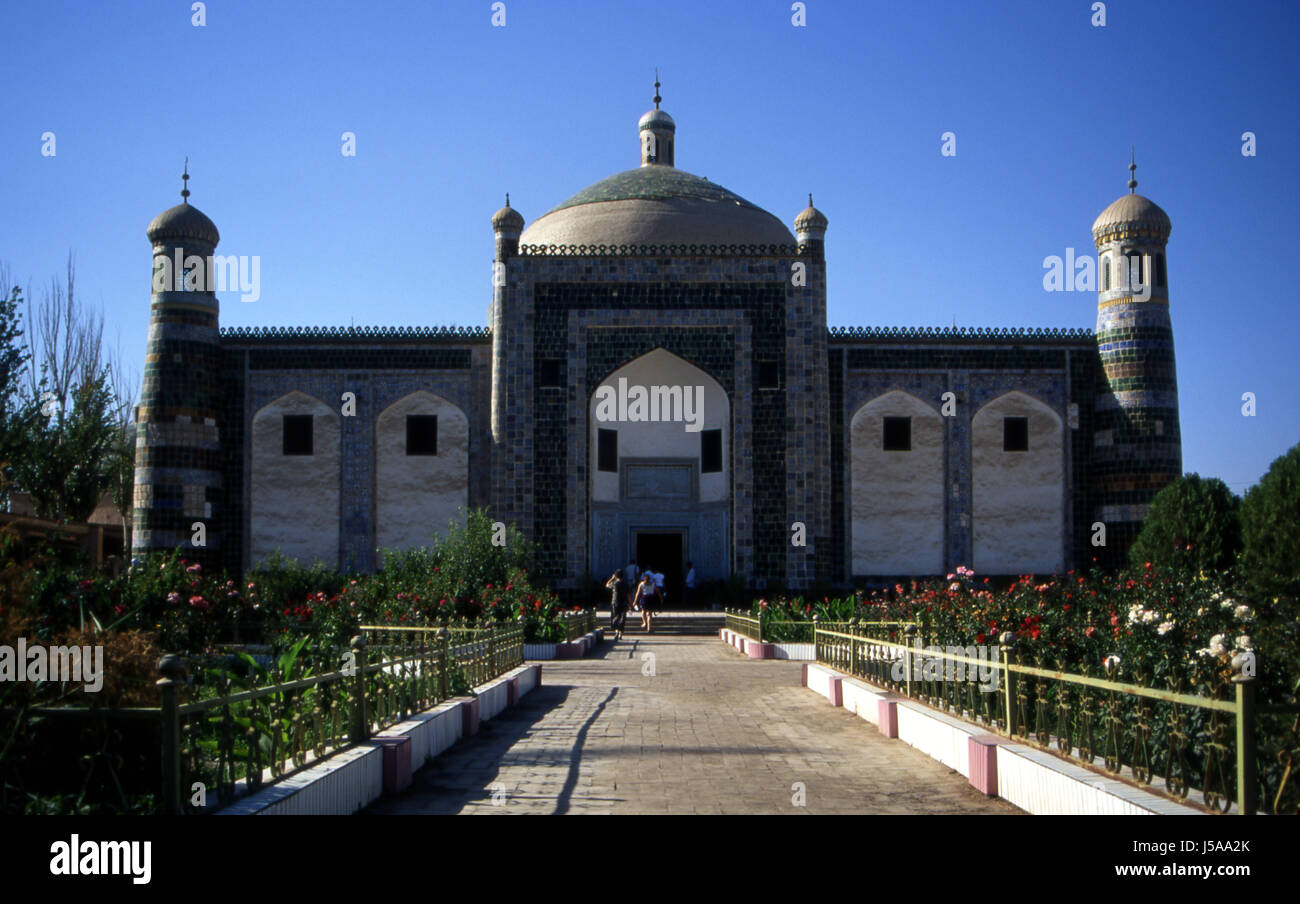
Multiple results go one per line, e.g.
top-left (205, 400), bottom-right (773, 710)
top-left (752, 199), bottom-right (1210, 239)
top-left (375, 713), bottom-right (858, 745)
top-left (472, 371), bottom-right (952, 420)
top-left (1090, 157), bottom-right (1181, 564)
top-left (489, 194), bottom-right (527, 529)
top-left (791, 196), bottom-right (832, 584)
top-left (133, 165), bottom-right (224, 562)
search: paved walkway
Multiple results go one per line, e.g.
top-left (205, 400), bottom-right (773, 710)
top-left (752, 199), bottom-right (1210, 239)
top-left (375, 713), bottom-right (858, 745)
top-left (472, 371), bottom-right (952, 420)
top-left (365, 636), bottom-right (1020, 815)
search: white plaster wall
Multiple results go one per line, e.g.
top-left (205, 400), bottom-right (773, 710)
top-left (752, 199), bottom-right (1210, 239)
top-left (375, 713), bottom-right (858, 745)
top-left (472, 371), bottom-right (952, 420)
top-left (850, 391), bottom-right (945, 574)
top-left (250, 392), bottom-right (339, 568)
top-left (376, 391), bottom-right (468, 552)
top-left (971, 391), bottom-right (1065, 574)
top-left (589, 349), bottom-right (729, 503)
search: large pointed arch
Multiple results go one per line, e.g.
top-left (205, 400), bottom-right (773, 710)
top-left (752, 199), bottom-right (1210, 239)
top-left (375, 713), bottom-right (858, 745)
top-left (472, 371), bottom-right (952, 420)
top-left (587, 348), bottom-right (731, 592)
top-left (588, 348), bottom-right (730, 504)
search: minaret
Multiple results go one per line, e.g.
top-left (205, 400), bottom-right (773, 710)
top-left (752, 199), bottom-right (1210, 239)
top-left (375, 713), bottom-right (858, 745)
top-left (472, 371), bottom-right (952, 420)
top-left (489, 194), bottom-right (525, 525)
top-left (1090, 156), bottom-right (1181, 563)
top-left (638, 71), bottom-right (675, 166)
top-left (133, 163), bottom-right (224, 563)
top-left (794, 193), bottom-right (828, 261)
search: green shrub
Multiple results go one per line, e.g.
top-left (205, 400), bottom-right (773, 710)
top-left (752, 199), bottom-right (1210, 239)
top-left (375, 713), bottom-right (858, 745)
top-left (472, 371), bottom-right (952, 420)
top-left (1129, 474), bottom-right (1241, 574)
top-left (1241, 443), bottom-right (1300, 605)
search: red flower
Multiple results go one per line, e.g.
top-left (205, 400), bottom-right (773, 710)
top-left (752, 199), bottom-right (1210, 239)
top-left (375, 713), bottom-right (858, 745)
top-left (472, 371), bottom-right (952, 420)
top-left (976, 632), bottom-right (986, 644)
top-left (1085, 626), bottom-right (1097, 638)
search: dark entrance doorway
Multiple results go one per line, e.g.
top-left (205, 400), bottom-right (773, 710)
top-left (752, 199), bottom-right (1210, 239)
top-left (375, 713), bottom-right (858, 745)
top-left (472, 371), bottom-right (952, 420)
top-left (635, 531), bottom-right (683, 609)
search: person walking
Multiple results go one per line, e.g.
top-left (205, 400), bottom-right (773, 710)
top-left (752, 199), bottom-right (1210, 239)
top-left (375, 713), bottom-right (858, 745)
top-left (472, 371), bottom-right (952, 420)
top-left (605, 570), bottom-right (627, 641)
top-left (684, 561), bottom-right (697, 609)
top-left (651, 568), bottom-right (666, 610)
top-left (633, 572), bottom-right (657, 633)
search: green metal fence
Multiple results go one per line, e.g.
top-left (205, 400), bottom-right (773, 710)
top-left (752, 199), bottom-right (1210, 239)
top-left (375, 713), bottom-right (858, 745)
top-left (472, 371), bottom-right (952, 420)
top-left (814, 622), bottom-right (1300, 815)
top-left (157, 621), bottom-right (524, 814)
top-left (726, 609), bottom-right (911, 644)
top-left (563, 609), bottom-right (596, 641)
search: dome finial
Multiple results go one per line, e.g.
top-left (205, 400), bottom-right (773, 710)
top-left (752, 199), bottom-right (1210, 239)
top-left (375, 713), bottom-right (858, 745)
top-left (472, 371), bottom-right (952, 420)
top-left (653, 68), bottom-right (661, 110)
top-left (505, 192), bottom-right (510, 207)
top-left (181, 156), bottom-right (191, 204)
top-left (808, 193), bottom-right (814, 207)
top-left (1128, 147), bottom-right (1137, 194)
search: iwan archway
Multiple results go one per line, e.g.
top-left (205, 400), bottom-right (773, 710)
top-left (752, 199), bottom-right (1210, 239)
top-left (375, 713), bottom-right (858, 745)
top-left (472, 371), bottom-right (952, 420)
top-left (588, 349), bottom-right (729, 605)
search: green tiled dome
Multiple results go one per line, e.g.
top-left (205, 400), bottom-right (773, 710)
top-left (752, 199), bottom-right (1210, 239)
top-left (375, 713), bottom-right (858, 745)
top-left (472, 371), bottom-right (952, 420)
top-left (521, 166), bottom-right (794, 248)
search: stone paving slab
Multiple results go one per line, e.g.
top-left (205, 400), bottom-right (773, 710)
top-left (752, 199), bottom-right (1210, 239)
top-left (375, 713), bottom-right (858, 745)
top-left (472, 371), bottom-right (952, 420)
top-left (364, 636), bottom-right (1021, 815)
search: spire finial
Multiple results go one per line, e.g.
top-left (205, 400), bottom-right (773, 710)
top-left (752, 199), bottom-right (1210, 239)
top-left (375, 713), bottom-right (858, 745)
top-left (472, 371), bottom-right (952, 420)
top-left (505, 192), bottom-right (510, 207)
top-left (181, 157), bottom-right (191, 203)
top-left (653, 68), bottom-right (661, 110)
top-left (1127, 147), bottom-right (1137, 193)
top-left (808, 193), bottom-right (814, 208)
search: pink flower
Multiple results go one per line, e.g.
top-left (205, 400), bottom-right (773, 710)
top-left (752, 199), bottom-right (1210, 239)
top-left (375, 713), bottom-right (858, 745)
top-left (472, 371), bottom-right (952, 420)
top-left (167, 592), bottom-right (182, 605)
top-left (189, 595), bottom-right (209, 610)
top-left (186, 563), bottom-right (202, 574)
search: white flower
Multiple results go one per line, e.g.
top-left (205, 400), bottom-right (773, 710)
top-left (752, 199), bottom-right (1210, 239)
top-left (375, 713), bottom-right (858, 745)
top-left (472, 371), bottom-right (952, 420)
top-left (1196, 607), bottom-right (1206, 616)
top-left (1234, 604), bottom-right (1254, 620)
top-left (1196, 647), bottom-right (1215, 659)
top-left (1220, 596), bottom-right (1236, 611)
top-left (1157, 621), bottom-right (1175, 635)
top-left (1103, 654), bottom-right (1121, 670)
top-left (1142, 609), bottom-right (1161, 625)
top-left (1209, 634), bottom-right (1227, 655)
top-left (1235, 635), bottom-right (1252, 651)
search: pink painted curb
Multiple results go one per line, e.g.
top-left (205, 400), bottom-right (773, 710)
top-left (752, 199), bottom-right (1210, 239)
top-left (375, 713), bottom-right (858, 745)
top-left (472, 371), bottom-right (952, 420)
top-left (828, 675), bottom-right (843, 707)
top-left (747, 641), bottom-right (774, 659)
top-left (507, 676), bottom-right (519, 707)
top-left (968, 735), bottom-right (1010, 796)
top-left (878, 698), bottom-right (898, 738)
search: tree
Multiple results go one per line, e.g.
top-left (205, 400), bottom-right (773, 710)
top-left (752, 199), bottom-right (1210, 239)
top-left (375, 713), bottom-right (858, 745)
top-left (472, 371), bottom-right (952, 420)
top-left (19, 374), bottom-right (118, 521)
top-left (1241, 443), bottom-right (1300, 604)
top-left (10, 255), bottom-right (129, 523)
top-left (1129, 473), bottom-right (1242, 574)
top-left (0, 270), bottom-right (37, 506)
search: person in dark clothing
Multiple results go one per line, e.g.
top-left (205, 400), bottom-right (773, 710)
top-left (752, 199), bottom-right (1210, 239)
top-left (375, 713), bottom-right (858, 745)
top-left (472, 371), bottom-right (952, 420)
top-left (605, 571), bottom-right (627, 640)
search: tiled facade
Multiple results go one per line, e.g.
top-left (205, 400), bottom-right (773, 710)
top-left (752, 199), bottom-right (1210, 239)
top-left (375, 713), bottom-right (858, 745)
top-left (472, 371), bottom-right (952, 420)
top-left (132, 121), bottom-right (1179, 589)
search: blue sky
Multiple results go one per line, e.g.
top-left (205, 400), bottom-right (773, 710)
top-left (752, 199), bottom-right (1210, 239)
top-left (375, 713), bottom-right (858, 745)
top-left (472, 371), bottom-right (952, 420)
top-left (1, 0), bottom-right (1296, 494)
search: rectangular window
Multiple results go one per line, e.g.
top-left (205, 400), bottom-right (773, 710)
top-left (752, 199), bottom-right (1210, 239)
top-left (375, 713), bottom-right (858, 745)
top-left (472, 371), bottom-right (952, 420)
top-left (406, 415), bottom-right (438, 455)
top-left (701, 428), bottom-right (723, 473)
top-left (1155, 253), bottom-right (1166, 288)
top-left (882, 416), bottom-right (910, 451)
top-left (597, 428), bottom-right (618, 472)
top-left (1003, 416), bottom-right (1029, 452)
top-left (283, 415), bottom-right (313, 456)
top-left (758, 361), bottom-right (780, 389)
top-left (539, 358), bottom-right (563, 387)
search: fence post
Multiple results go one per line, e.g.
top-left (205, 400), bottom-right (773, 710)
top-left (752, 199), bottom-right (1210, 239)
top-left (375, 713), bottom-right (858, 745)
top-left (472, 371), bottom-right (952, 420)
top-left (1234, 673), bottom-right (1258, 815)
top-left (437, 626), bottom-right (450, 700)
top-left (157, 654), bottom-right (187, 815)
top-left (349, 635), bottom-right (369, 743)
top-left (1000, 632), bottom-right (1018, 737)
top-left (848, 617), bottom-right (859, 677)
top-left (758, 605), bottom-right (766, 643)
top-left (902, 624), bottom-right (917, 697)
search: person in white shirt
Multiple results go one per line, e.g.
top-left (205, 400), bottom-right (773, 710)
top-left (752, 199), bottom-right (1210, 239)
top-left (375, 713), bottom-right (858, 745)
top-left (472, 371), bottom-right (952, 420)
top-left (684, 561), bottom-right (696, 608)
top-left (651, 570), bottom-right (665, 610)
top-left (633, 573), bottom-right (657, 632)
